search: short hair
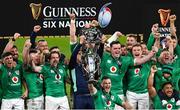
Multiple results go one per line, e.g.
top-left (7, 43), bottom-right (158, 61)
top-left (132, 43), bottom-right (142, 49)
top-left (12, 45), bottom-right (18, 49)
top-left (171, 36), bottom-right (176, 40)
top-left (29, 49), bottom-right (38, 54)
top-left (1, 52), bottom-right (13, 59)
top-left (38, 39), bottom-right (46, 43)
top-left (101, 76), bottom-right (110, 81)
top-left (121, 44), bottom-right (126, 48)
top-left (162, 81), bottom-right (173, 89)
top-left (110, 41), bottom-right (120, 47)
top-left (49, 46), bottom-right (59, 52)
top-left (49, 51), bottom-right (61, 59)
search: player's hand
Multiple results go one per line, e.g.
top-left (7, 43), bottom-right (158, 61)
top-left (150, 65), bottom-right (157, 74)
top-left (153, 32), bottom-right (160, 39)
top-left (21, 90), bottom-right (28, 99)
top-left (33, 25), bottom-right (41, 33)
top-left (151, 23), bottom-right (159, 34)
top-left (79, 35), bottom-right (86, 44)
top-left (169, 15), bottom-right (176, 21)
top-left (115, 31), bottom-right (123, 37)
top-left (151, 46), bottom-right (158, 53)
top-left (69, 13), bottom-right (75, 20)
top-left (13, 33), bottom-right (20, 40)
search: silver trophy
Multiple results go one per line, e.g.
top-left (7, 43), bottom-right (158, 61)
top-left (80, 27), bottom-right (102, 83)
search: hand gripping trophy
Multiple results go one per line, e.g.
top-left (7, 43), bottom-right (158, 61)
top-left (79, 26), bottom-right (102, 83)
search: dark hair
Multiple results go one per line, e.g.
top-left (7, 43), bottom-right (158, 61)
top-left (131, 43), bottom-right (142, 52)
top-left (162, 81), bottom-right (173, 89)
top-left (29, 49), bottom-right (38, 54)
top-left (12, 45), bottom-right (18, 49)
top-left (49, 51), bottom-right (61, 59)
top-left (38, 39), bottom-right (46, 43)
top-left (110, 41), bottom-right (120, 47)
top-left (121, 44), bottom-right (126, 48)
top-left (1, 52), bottom-right (13, 59)
top-left (101, 76), bottom-right (110, 81)
top-left (49, 46), bottom-right (59, 52)
top-left (171, 36), bottom-right (176, 40)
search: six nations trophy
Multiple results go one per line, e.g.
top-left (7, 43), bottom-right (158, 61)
top-left (79, 26), bottom-right (103, 83)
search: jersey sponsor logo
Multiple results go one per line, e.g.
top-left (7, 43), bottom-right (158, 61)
top-left (110, 66), bottom-right (117, 73)
top-left (55, 74), bottom-right (61, 80)
top-left (134, 68), bottom-right (140, 74)
top-left (15, 70), bottom-right (20, 75)
top-left (166, 103), bottom-right (172, 110)
top-left (12, 76), bottom-right (18, 83)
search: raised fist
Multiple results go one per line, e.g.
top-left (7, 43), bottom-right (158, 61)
top-left (13, 33), bottom-right (21, 40)
top-left (69, 13), bottom-right (75, 20)
top-left (33, 25), bottom-right (41, 33)
top-left (169, 15), bottom-right (176, 21)
top-left (150, 65), bottom-right (157, 73)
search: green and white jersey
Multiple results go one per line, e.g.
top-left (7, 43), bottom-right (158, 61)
top-left (127, 61), bottom-right (151, 93)
top-left (152, 94), bottom-right (180, 110)
top-left (0, 64), bottom-right (23, 99)
top-left (100, 52), bottom-right (134, 94)
top-left (93, 89), bottom-right (123, 110)
top-left (155, 63), bottom-right (180, 91)
top-left (41, 63), bottom-right (68, 97)
top-left (23, 65), bottom-right (43, 99)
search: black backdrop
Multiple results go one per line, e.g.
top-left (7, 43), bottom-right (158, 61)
top-left (0, 0), bottom-right (180, 54)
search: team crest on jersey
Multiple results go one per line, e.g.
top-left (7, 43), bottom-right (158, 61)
top-left (134, 68), bottom-right (140, 74)
top-left (12, 76), bottom-right (18, 83)
top-left (15, 70), bottom-right (20, 75)
top-left (110, 66), bottom-right (117, 73)
top-left (166, 103), bottom-right (172, 110)
top-left (106, 100), bottom-right (111, 106)
top-left (39, 74), bottom-right (43, 80)
top-left (55, 74), bottom-right (61, 80)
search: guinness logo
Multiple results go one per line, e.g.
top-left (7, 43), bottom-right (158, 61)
top-left (30, 3), bottom-right (42, 20)
top-left (158, 9), bottom-right (171, 26)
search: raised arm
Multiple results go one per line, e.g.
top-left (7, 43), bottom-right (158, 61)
top-left (147, 23), bottom-right (159, 50)
top-left (148, 65), bottom-right (158, 98)
top-left (30, 25), bottom-right (41, 49)
top-left (3, 33), bottom-right (20, 53)
top-left (69, 13), bottom-right (77, 44)
top-left (134, 46), bottom-right (158, 66)
top-left (22, 39), bottom-right (32, 65)
top-left (169, 14), bottom-right (177, 38)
